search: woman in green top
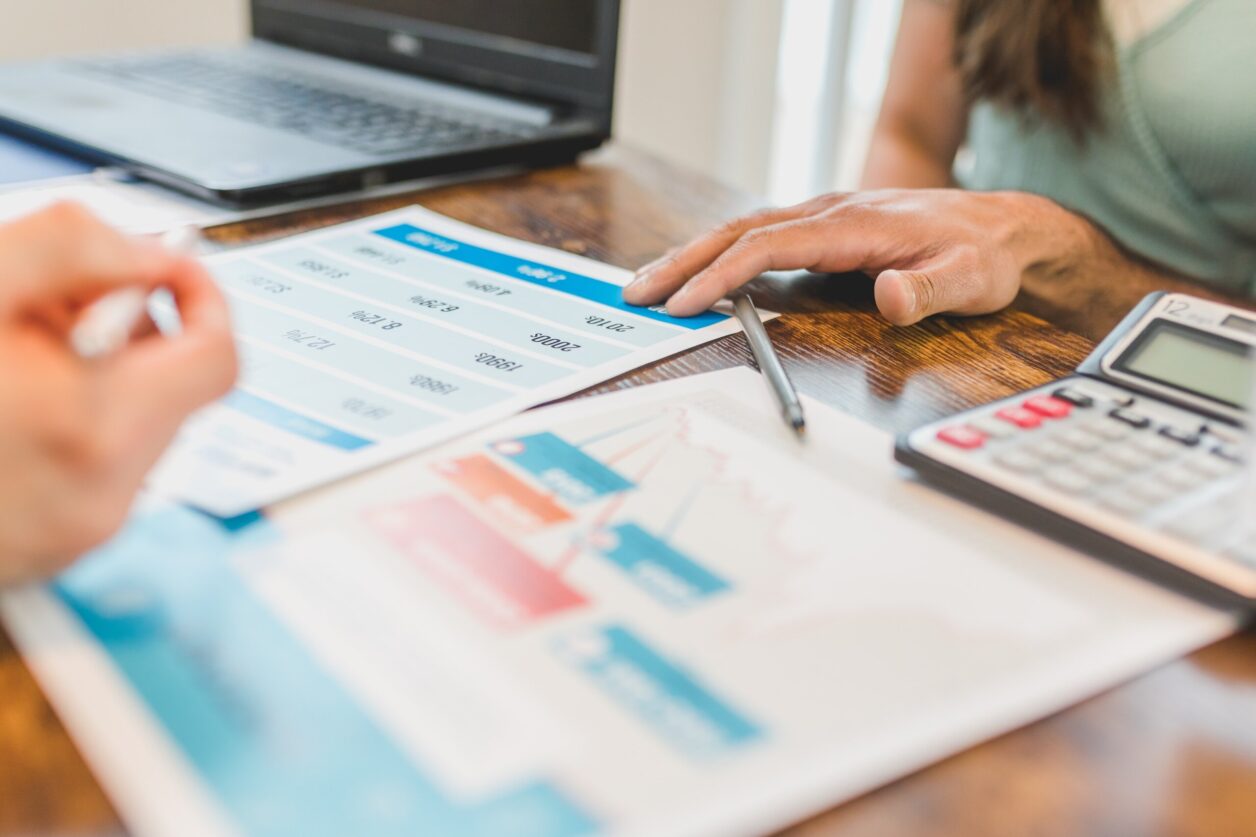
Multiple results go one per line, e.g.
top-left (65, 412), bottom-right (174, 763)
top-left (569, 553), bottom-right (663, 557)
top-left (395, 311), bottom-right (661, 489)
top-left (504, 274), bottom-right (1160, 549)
top-left (624, 0), bottom-right (1255, 330)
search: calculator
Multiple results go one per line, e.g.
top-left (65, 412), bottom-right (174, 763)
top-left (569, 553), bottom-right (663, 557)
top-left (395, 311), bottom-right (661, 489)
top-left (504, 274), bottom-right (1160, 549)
top-left (895, 292), bottom-right (1256, 606)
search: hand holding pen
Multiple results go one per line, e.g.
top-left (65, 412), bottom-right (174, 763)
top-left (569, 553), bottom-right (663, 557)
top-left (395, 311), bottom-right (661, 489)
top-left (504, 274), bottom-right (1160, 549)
top-left (0, 203), bottom-right (237, 584)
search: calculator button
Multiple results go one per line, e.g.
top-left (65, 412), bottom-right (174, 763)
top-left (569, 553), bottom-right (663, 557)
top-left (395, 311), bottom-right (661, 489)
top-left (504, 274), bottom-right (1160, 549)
top-left (1100, 443), bottom-right (1156, 472)
top-left (1057, 428), bottom-right (1105, 452)
top-left (1158, 425), bottom-right (1203, 446)
top-left (1023, 439), bottom-right (1076, 464)
top-left (1098, 491), bottom-right (1152, 518)
top-left (1074, 458), bottom-right (1126, 485)
top-left (1213, 444), bottom-right (1245, 465)
top-left (1125, 481), bottom-right (1178, 506)
top-left (1130, 434), bottom-right (1184, 460)
top-left (1109, 408), bottom-right (1152, 429)
top-left (1024, 395), bottom-right (1072, 419)
top-left (1083, 419), bottom-right (1134, 442)
top-left (996, 407), bottom-right (1043, 429)
top-left (1181, 452), bottom-right (1240, 479)
top-left (1042, 468), bottom-right (1096, 495)
top-left (1052, 387), bottom-right (1095, 408)
top-left (970, 416), bottom-right (1018, 440)
top-left (993, 450), bottom-right (1048, 474)
top-left (937, 426), bottom-right (986, 450)
top-left (1152, 464), bottom-right (1208, 492)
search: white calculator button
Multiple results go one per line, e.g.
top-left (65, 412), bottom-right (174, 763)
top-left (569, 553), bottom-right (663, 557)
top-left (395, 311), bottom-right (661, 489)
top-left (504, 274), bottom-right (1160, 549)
top-left (1098, 491), bottom-right (1152, 518)
top-left (1082, 419), bottom-right (1134, 442)
top-left (1125, 481), bottom-right (1178, 506)
top-left (1100, 443), bottom-right (1156, 472)
top-left (1057, 428), bottom-right (1105, 452)
top-left (1023, 439), bottom-right (1075, 464)
top-left (1213, 444), bottom-right (1245, 465)
top-left (1181, 452), bottom-right (1240, 480)
top-left (1152, 464), bottom-right (1208, 492)
top-left (1075, 459), bottom-right (1126, 485)
top-left (970, 416), bottom-right (1018, 440)
top-left (1129, 434), bottom-right (1182, 460)
top-left (993, 449), bottom-right (1048, 474)
top-left (1042, 468), bottom-right (1096, 495)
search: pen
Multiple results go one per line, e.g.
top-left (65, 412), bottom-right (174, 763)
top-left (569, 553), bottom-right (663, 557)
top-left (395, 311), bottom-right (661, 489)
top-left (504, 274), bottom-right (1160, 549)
top-left (71, 225), bottom-right (202, 359)
top-left (732, 292), bottom-right (806, 438)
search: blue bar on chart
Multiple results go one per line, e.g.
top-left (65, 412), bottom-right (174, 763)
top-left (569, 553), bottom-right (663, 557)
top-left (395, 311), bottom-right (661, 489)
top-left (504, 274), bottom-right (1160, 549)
top-left (591, 523), bottom-right (731, 608)
top-left (490, 433), bottom-right (635, 505)
top-left (373, 223), bottom-right (729, 330)
top-left (554, 625), bottom-right (763, 761)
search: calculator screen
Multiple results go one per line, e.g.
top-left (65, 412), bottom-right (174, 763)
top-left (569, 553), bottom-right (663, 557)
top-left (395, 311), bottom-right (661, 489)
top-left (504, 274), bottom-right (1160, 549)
top-left (1115, 320), bottom-right (1252, 408)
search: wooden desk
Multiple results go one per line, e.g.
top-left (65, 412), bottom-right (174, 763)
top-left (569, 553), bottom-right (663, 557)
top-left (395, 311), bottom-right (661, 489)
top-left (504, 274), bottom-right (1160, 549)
top-left (2, 146), bottom-right (1253, 836)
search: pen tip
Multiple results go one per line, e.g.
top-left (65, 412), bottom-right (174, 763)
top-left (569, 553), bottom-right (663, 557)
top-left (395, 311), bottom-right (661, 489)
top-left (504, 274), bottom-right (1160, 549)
top-left (790, 418), bottom-right (806, 439)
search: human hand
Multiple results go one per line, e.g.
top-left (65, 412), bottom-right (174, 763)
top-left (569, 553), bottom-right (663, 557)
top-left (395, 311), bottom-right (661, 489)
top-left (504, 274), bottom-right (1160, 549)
top-left (623, 189), bottom-right (1093, 325)
top-left (0, 203), bottom-right (237, 584)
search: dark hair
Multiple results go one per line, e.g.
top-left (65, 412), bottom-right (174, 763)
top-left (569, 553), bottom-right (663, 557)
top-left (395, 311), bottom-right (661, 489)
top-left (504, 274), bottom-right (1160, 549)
top-left (953, 0), bottom-right (1113, 139)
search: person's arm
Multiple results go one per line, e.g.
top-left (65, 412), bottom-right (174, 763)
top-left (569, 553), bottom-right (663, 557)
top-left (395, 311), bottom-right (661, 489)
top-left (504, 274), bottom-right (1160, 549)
top-left (0, 203), bottom-right (237, 584)
top-left (860, 0), bottom-right (967, 189)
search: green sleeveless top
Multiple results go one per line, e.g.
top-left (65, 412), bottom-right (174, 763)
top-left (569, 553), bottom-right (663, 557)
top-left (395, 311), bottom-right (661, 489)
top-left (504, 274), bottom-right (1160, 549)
top-left (959, 0), bottom-right (1256, 294)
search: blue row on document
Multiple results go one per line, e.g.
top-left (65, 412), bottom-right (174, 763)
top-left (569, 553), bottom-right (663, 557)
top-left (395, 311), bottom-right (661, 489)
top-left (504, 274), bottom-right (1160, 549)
top-left (237, 343), bottom-right (443, 440)
top-left (593, 523), bottom-right (732, 608)
top-left (255, 248), bottom-right (630, 367)
top-left (373, 223), bottom-right (729, 330)
top-left (217, 261), bottom-right (573, 389)
top-left (222, 390), bottom-right (374, 451)
top-left (320, 233), bottom-right (687, 349)
top-left (55, 505), bottom-right (599, 837)
top-left (223, 289), bottom-right (513, 413)
top-left (554, 625), bottom-right (762, 761)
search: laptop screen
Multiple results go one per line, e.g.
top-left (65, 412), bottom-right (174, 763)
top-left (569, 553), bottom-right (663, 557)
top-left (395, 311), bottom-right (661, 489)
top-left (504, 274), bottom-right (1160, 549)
top-left (252, 0), bottom-right (619, 111)
top-left (337, 1), bottom-right (600, 61)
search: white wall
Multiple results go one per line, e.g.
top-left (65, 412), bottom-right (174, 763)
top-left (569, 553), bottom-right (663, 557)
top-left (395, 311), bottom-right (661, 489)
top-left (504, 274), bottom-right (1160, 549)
top-left (0, 1), bottom-right (248, 58)
top-left (614, 0), bottom-right (782, 195)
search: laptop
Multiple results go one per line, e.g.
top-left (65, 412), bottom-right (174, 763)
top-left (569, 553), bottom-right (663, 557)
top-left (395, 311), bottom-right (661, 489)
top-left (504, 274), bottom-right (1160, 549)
top-left (0, 0), bottom-right (620, 205)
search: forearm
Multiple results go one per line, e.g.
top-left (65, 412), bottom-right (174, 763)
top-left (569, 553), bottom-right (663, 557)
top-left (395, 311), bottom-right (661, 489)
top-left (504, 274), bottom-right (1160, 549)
top-left (861, 124), bottom-right (956, 189)
top-left (1014, 194), bottom-right (1220, 340)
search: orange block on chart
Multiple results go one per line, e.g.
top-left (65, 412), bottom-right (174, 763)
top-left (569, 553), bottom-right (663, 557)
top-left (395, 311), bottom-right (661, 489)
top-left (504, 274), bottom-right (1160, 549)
top-left (432, 453), bottom-right (572, 532)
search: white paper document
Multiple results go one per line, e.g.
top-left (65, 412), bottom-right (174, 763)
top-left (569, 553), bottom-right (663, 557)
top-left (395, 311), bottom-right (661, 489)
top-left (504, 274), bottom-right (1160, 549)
top-left (147, 206), bottom-right (747, 516)
top-left (2, 369), bottom-right (1238, 837)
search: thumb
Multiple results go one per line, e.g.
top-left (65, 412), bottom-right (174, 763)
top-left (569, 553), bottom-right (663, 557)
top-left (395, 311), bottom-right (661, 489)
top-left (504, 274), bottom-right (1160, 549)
top-left (874, 253), bottom-right (1012, 326)
top-left (873, 269), bottom-right (947, 326)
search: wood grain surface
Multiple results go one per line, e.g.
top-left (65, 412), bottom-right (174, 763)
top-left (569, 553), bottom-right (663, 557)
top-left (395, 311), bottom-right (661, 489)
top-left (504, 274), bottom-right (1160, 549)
top-left (1, 145), bottom-right (1252, 836)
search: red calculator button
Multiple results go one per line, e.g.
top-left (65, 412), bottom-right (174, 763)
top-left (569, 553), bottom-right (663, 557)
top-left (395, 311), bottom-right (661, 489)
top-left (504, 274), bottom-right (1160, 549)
top-left (996, 407), bottom-right (1042, 429)
top-left (1024, 395), bottom-right (1072, 419)
top-left (937, 426), bottom-right (987, 450)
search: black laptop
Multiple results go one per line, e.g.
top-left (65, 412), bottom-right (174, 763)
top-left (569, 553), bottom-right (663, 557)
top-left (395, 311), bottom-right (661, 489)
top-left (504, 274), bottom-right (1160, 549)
top-left (0, 0), bottom-right (620, 205)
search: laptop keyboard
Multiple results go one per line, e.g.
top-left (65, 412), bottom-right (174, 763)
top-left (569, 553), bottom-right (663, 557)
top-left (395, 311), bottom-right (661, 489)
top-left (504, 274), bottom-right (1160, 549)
top-left (75, 54), bottom-right (537, 157)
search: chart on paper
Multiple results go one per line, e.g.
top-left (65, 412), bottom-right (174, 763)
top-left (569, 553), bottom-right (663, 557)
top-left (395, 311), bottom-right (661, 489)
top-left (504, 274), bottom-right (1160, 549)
top-left (147, 206), bottom-right (747, 517)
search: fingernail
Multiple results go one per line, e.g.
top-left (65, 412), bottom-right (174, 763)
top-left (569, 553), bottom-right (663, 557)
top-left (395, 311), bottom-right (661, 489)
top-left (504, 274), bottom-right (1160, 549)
top-left (666, 284), bottom-right (694, 315)
top-left (625, 270), bottom-right (652, 293)
top-left (899, 274), bottom-right (918, 314)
